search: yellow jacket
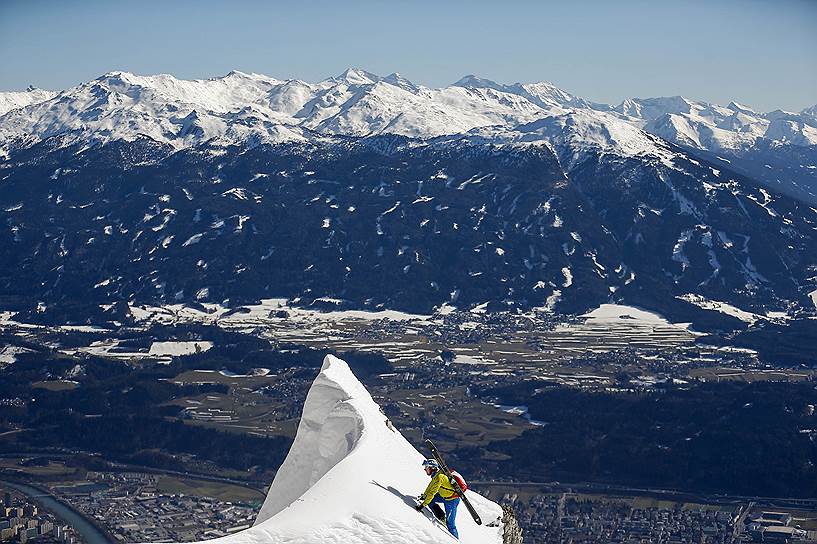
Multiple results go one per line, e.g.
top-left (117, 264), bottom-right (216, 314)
top-left (420, 470), bottom-right (459, 505)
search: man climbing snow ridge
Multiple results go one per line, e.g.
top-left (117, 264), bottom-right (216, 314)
top-left (415, 458), bottom-right (462, 539)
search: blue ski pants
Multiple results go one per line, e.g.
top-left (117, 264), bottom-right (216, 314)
top-left (430, 494), bottom-right (460, 539)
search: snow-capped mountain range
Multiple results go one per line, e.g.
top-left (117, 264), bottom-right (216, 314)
top-left (1, 69), bottom-right (816, 323)
top-left (2, 68), bottom-right (815, 154)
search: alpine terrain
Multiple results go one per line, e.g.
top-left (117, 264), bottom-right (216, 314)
top-left (1, 69), bottom-right (816, 324)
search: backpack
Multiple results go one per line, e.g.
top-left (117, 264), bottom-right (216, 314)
top-left (449, 470), bottom-right (468, 495)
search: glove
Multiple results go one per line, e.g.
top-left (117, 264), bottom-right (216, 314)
top-left (415, 503), bottom-right (424, 511)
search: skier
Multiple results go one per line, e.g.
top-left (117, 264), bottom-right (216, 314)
top-left (415, 458), bottom-right (461, 539)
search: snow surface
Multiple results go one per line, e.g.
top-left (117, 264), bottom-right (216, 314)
top-left (0, 345), bottom-right (33, 365)
top-left (0, 87), bottom-right (57, 116)
top-left (582, 303), bottom-right (670, 323)
top-left (677, 294), bottom-right (764, 324)
top-left (491, 404), bottom-right (545, 426)
top-left (148, 341), bottom-right (213, 356)
top-left (166, 355), bottom-right (503, 544)
top-left (130, 299), bottom-right (434, 325)
top-left (580, 304), bottom-right (695, 331)
top-left (229, 299), bottom-right (435, 324)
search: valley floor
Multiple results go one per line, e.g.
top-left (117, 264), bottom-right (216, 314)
top-left (2, 301), bottom-right (816, 542)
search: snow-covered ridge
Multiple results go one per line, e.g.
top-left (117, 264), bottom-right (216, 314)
top-left (627, 98), bottom-right (817, 152)
top-left (0, 86), bottom-right (58, 116)
top-left (165, 354), bottom-right (503, 544)
top-left (2, 68), bottom-right (814, 157)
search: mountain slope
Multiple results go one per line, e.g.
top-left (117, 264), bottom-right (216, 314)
top-left (169, 354), bottom-right (504, 544)
top-left (2, 134), bottom-right (815, 320)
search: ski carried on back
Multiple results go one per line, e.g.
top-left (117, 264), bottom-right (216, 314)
top-left (425, 439), bottom-right (482, 525)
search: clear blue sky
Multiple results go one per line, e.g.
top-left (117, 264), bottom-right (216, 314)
top-left (1, 0), bottom-right (815, 111)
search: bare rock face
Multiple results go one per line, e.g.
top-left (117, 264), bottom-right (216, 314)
top-left (501, 505), bottom-right (524, 544)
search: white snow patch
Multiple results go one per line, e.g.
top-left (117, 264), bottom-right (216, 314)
top-left (582, 304), bottom-right (670, 323)
top-left (381, 201), bottom-right (401, 216)
top-left (677, 294), bottom-right (762, 324)
top-left (148, 341), bottom-right (213, 357)
top-left (470, 302), bottom-right (490, 313)
top-left (0, 346), bottom-right (33, 366)
top-left (435, 303), bottom-right (457, 316)
top-left (182, 233), bottom-right (205, 246)
top-left (491, 404), bottom-right (545, 426)
top-left (453, 353), bottom-right (496, 365)
top-left (672, 230), bottom-right (693, 271)
top-left (218, 368), bottom-right (271, 378)
top-left (561, 267), bottom-right (573, 287)
top-left (541, 289), bottom-right (562, 312)
top-left (220, 299), bottom-right (433, 324)
top-left (581, 304), bottom-right (693, 331)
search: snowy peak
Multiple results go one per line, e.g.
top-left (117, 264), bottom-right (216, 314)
top-left (802, 104), bottom-right (817, 119)
top-left (452, 74), bottom-right (580, 110)
top-left (334, 67), bottom-right (382, 85)
top-left (382, 72), bottom-right (420, 91)
top-left (453, 74), bottom-right (504, 90)
top-left (205, 354), bottom-right (505, 544)
top-left (764, 117), bottom-right (817, 146)
top-left (88, 70), bottom-right (283, 112)
top-left (254, 354), bottom-right (374, 523)
top-left (615, 96), bottom-right (694, 121)
top-left (516, 80), bottom-right (583, 109)
top-left (727, 101), bottom-right (757, 115)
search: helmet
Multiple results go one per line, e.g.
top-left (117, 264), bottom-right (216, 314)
top-left (422, 459), bottom-right (439, 471)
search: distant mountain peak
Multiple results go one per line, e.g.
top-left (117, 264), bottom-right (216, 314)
top-left (800, 104), bottom-right (817, 117)
top-left (222, 69), bottom-right (274, 82)
top-left (97, 70), bottom-right (136, 81)
top-left (452, 74), bottom-right (502, 90)
top-left (382, 72), bottom-right (418, 91)
top-left (335, 67), bottom-right (381, 85)
top-left (727, 101), bottom-right (757, 114)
